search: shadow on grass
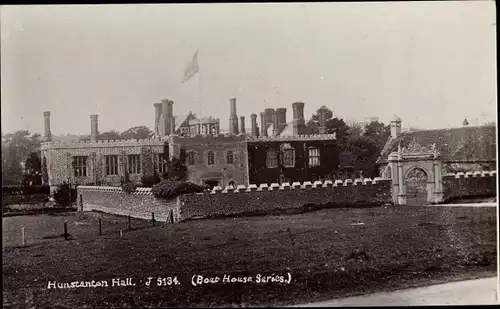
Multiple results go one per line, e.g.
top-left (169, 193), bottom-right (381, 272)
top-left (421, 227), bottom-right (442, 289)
top-left (183, 201), bottom-right (389, 222)
top-left (3, 207), bottom-right (78, 217)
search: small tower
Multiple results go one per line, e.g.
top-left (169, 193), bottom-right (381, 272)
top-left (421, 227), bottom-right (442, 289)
top-left (463, 118), bottom-right (469, 126)
top-left (390, 115), bottom-right (402, 138)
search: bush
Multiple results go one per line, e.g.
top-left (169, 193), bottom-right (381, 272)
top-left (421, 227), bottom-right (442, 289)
top-left (141, 174), bottom-right (161, 188)
top-left (152, 180), bottom-right (204, 200)
top-left (53, 183), bottom-right (77, 207)
top-left (121, 182), bottom-right (138, 194)
top-left (2, 184), bottom-right (50, 196)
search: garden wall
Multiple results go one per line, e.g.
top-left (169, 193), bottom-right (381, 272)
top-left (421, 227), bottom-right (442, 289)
top-left (178, 178), bottom-right (392, 219)
top-left (77, 186), bottom-right (181, 223)
top-left (77, 178), bottom-right (392, 222)
top-left (442, 171), bottom-right (497, 202)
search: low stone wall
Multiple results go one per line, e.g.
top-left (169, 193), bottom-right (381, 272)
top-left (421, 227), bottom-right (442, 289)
top-left (77, 186), bottom-right (181, 223)
top-left (442, 171), bottom-right (497, 202)
top-left (179, 178), bottom-right (392, 219)
top-left (77, 178), bottom-right (392, 222)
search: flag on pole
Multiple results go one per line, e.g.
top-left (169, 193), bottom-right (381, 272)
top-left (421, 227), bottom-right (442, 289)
top-left (181, 50), bottom-right (199, 84)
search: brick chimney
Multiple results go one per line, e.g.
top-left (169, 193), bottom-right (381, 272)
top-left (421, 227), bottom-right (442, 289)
top-left (260, 112), bottom-right (267, 137)
top-left (292, 102), bottom-right (305, 135)
top-left (264, 108), bottom-right (275, 127)
top-left (170, 116), bottom-right (176, 135)
top-left (43, 111), bottom-right (52, 142)
top-left (161, 99), bottom-right (172, 136)
top-left (275, 108), bottom-right (287, 125)
top-left (240, 116), bottom-right (246, 134)
top-left (229, 98), bottom-right (239, 134)
top-left (250, 113), bottom-right (258, 137)
top-left (90, 114), bottom-right (99, 142)
top-left (272, 112), bottom-right (279, 136)
top-left (154, 103), bottom-right (162, 136)
top-left (390, 115), bottom-right (402, 138)
top-left (319, 108), bottom-right (327, 134)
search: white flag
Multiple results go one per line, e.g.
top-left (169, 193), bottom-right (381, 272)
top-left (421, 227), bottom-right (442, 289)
top-left (181, 50), bottom-right (199, 84)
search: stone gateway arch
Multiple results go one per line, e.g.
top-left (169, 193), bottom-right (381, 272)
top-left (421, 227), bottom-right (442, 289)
top-left (383, 145), bottom-right (444, 206)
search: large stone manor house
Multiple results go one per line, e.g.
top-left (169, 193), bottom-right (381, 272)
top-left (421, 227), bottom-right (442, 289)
top-left (41, 98), bottom-right (339, 191)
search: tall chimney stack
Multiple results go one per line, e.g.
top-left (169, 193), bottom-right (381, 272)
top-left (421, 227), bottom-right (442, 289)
top-left (240, 116), bottom-right (246, 134)
top-left (154, 103), bottom-right (162, 136)
top-left (250, 113), bottom-right (258, 137)
top-left (292, 102), bottom-right (305, 136)
top-left (275, 108), bottom-right (287, 125)
top-left (161, 99), bottom-right (171, 136)
top-left (229, 98), bottom-right (239, 134)
top-left (170, 116), bottom-right (176, 135)
top-left (90, 114), bottom-right (99, 142)
top-left (319, 109), bottom-right (327, 134)
top-left (272, 112), bottom-right (279, 136)
top-left (264, 108), bottom-right (275, 127)
top-left (390, 115), bottom-right (402, 138)
top-left (260, 112), bottom-right (267, 137)
top-left (43, 111), bottom-right (52, 142)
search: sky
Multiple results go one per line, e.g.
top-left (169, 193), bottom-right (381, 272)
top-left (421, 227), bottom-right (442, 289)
top-left (1, 2), bottom-right (497, 136)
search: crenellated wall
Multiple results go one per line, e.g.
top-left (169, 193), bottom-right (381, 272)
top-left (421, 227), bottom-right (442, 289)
top-left (77, 178), bottom-right (392, 222)
top-left (442, 170), bottom-right (497, 202)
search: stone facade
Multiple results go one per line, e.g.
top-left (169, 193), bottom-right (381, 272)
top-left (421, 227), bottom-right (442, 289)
top-left (169, 134), bottom-right (249, 187)
top-left (40, 139), bottom-right (165, 190)
top-left (42, 97), bottom-right (339, 191)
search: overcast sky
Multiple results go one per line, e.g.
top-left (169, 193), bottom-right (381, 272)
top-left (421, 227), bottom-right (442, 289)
top-left (1, 2), bottom-right (496, 135)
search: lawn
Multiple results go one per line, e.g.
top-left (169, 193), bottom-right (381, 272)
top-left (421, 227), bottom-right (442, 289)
top-left (2, 206), bottom-right (497, 308)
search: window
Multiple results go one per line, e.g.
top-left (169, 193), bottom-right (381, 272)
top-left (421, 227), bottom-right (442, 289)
top-left (226, 150), bottom-right (234, 165)
top-left (266, 150), bottom-right (278, 168)
top-left (187, 152), bottom-right (195, 166)
top-left (72, 156), bottom-right (87, 177)
top-left (282, 149), bottom-right (295, 167)
top-left (158, 153), bottom-right (168, 174)
top-left (207, 151), bottom-right (215, 166)
top-left (308, 147), bottom-right (320, 167)
top-left (127, 155), bottom-right (141, 174)
top-left (105, 155), bottom-right (119, 176)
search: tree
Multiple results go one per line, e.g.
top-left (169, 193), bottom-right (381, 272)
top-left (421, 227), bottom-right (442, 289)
top-left (308, 106), bottom-right (350, 144)
top-left (120, 126), bottom-right (154, 140)
top-left (2, 130), bottom-right (41, 185)
top-left (165, 148), bottom-right (188, 181)
top-left (310, 106), bottom-right (334, 122)
top-left (346, 120), bottom-right (364, 138)
top-left (363, 121), bottom-right (391, 149)
top-left (340, 136), bottom-right (381, 178)
top-left (23, 152), bottom-right (42, 185)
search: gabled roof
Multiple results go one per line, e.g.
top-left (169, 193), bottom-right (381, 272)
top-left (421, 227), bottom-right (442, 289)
top-left (174, 113), bottom-right (195, 131)
top-left (378, 125), bottom-right (497, 164)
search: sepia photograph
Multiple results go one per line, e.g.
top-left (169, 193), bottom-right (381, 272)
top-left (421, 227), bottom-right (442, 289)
top-left (1, 1), bottom-right (498, 307)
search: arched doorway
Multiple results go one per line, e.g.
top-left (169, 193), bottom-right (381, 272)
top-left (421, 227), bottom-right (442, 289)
top-left (405, 167), bottom-right (428, 206)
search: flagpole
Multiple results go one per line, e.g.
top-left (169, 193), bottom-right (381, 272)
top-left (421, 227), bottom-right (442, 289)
top-left (198, 53), bottom-right (202, 117)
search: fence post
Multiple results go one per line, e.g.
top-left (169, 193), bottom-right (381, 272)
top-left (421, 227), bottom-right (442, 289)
top-left (170, 209), bottom-right (174, 224)
top-left (99, 218), bottom-right (102, 236)
top-left (152, 212), bottom-right (155, 226)
top-left (21, 227), bottom-right (26, 246)
top-left (79, 194), bottom-right (83, 212)
top-left (64, 223), bottom-right (68, 241)
top-left (128, 215), bottom-right (131, 230)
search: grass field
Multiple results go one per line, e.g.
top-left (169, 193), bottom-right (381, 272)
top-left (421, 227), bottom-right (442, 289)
top-left (2, 205), bottom-right (497, 308)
